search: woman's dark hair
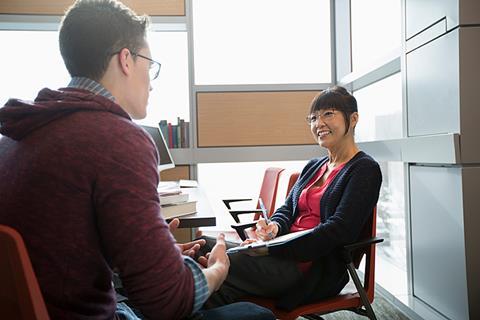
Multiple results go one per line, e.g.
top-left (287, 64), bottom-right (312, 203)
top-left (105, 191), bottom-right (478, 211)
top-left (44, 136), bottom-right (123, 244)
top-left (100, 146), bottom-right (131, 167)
top-left (309, 85), bottom-right (358, 134)
top-left (59, 0), bottom-right (149, 81)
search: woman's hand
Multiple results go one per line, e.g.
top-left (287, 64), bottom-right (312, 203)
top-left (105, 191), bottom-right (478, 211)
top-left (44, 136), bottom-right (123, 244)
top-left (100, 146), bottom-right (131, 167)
top-left (255, 218), bottom-right (279, 241)
top-left (240, 238), bottom-right (258, 246)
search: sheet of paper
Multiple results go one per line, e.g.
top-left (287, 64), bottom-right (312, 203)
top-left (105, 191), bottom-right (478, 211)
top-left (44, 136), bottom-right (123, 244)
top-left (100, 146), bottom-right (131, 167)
top-left (227, 229), bottom-right (313, 254)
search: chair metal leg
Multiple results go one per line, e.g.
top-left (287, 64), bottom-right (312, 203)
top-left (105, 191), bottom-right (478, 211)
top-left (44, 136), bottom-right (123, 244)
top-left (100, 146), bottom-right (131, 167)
top-left (346, 262), bottom-right (377, 320)
top-left (303, 315), bottom-right (325, 320)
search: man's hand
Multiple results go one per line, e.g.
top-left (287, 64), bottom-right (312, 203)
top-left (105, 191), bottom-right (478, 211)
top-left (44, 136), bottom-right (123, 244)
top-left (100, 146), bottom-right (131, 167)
top-left (179, 239), bottom-right (206, 258)
top-left (168, 218), bottom-right (206, 258)
top-left (169, 221), bottom-right (229, 293)
top-left (202, 233), bottom-right (230, 293)
top-left (168, 217), bottom-right (182, 232)
top-left (207, 234), bottom-right (229, 268)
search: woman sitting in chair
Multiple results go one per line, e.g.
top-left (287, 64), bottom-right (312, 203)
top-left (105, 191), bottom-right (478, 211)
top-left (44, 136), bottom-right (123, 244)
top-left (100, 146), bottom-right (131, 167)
top-left (204, 85), bottom-right (382, 311)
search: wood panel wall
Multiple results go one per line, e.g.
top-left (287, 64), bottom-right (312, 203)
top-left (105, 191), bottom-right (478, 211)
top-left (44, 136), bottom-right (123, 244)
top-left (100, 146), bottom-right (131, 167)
top-left (160, 165), bottom-right (190, 181)
top-left (197, 91), bottom-right (318, 147)
top-left (0, 0), bottom-right (185, 16)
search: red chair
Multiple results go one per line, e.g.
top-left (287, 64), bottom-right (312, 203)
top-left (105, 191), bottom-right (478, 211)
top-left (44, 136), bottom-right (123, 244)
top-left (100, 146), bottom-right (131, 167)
top-left (230, 170), bottom-right (299, 241)
top-left (285, 172), bottom-right (300, 198)
top-left (225, 167), bottom-right (284, 241)
top-left (0, 225), bottom-right (50, 320)
top-left (245, 207), bottom-right (383, 320)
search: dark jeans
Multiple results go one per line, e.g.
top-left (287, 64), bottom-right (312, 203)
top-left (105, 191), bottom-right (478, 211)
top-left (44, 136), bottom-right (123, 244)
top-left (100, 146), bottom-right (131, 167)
top-left (193, 302), bottom-right (276, 320)
top-left (198, 236), bottom-right (303, 308)
top-left (116, 301), bottom-right (276, 320)
top-left (115, 251), bottom-right (277, 320)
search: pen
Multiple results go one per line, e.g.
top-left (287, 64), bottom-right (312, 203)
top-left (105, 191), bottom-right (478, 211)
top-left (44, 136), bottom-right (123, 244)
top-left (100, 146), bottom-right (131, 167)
top-left (258, 197), bottom-right (269, 223)
top-left (258, 197), bottom-right (274, 239)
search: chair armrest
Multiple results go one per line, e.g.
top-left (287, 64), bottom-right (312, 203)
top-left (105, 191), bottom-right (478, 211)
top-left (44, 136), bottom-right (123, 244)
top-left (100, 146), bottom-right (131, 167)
top-left (222, 198), bottom-right (252, 210)
top-left (342, 237), bottom-right (384, 263)
top-left (344, 237), bottom-right (384, 252)
top-left (230, 221), bottom-right (257, 241)
top-left (229, 209), bottom-right (263, 223)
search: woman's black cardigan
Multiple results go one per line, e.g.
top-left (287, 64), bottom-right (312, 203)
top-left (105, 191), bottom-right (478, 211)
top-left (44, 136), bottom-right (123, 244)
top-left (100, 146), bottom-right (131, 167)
top-left (269, 151), bottom-right (382, 310)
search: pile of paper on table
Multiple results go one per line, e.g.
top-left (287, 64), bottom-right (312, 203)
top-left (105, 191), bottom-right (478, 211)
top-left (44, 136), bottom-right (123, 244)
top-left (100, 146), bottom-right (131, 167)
top-left (158, 181), bottom-right (196, 219)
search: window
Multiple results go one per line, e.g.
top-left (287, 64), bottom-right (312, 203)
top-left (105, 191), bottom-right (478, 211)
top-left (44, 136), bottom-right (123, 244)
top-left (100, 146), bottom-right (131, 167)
top-left (198, 160), bottom-right (307, 230)
top-left (353, 73), bottom-right (403, 142)
top-left (193, 0), bottom-right (331, 85)
top-left (350, 0), bottom-right (401, 71)
top-left (376, 161), bottom-right (407, 295)
top-left (0, 31), bottom-right (70, 105)
top-left (137, 31), bottom-right (190, 126)
top-left (0, 30), bottom-right (189, 127)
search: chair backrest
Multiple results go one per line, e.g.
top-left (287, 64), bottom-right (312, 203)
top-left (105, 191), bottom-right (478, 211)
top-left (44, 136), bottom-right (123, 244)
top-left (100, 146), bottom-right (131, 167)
top-left (0, 225), bottom-right (50, 320)
top-left (351, 207), bottom-right (378, 301)
top-left (273, 171), bottom-right (300, 212)
top-left (254, 167), bottom-right (285, 220)
top-left (286, 172), bottom-right (300, 197)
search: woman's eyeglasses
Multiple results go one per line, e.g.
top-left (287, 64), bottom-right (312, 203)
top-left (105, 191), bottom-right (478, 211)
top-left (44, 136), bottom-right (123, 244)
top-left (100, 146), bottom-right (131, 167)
top-left (306, 110), bottom-right (336, 125)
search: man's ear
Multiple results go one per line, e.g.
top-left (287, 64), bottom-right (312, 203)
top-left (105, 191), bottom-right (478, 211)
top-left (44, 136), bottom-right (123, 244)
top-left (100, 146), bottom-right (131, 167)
top-left (117, 48), bottom-right (132, 76)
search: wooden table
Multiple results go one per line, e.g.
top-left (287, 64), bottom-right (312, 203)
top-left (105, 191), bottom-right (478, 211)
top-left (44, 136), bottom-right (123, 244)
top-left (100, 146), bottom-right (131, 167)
top-left (165, 186), bottom-right (217, 229)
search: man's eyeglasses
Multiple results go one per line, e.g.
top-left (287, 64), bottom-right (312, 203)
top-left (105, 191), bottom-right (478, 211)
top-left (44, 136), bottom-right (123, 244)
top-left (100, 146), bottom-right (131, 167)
top-left (111, 50), bottom-right (161, 81)
top-left (306, 109), bottom-right (336, 125)
top-left (131, 52), bottom-right (161, 81)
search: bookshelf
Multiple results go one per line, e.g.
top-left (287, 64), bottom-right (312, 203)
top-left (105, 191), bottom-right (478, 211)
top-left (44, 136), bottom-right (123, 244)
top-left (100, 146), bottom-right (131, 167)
top-left (170, 145), bottom-right (319, 165)
top-left (159, 118), bottom-right (191, 149)
top-left (168, 136), bottom-right (454, 166)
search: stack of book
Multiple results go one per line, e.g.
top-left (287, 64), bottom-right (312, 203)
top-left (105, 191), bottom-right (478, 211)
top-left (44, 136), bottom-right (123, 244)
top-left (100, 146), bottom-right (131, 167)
top-left (159, 117), bottom-right (189, 149)
top-left (158, 188), bottom-right (197, 219)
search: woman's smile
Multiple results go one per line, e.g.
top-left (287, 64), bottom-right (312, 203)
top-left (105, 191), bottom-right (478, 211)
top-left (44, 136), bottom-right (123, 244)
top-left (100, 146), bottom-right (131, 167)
top-left (317, 129), bottom-right (332, 139)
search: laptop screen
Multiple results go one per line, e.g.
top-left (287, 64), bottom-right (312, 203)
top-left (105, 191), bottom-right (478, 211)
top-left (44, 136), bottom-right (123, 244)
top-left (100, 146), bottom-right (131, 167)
top-left (140, 125), bottom-right (175, 171)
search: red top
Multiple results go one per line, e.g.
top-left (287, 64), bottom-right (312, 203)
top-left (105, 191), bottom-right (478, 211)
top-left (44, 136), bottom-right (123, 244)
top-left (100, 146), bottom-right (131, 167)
top-left (290, 162), bottom-right (345, 273)
top-left (290, 162), bottom-right (346, 233)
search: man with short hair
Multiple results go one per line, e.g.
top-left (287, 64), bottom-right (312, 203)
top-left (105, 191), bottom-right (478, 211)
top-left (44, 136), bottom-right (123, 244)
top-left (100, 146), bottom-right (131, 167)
top-left (0, 1), bottom-right (274, 319)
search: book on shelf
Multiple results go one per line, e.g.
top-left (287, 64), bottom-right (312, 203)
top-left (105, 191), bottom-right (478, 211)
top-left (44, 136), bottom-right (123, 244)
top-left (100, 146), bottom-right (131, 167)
top-left (158, 118), bottom-right (189, 149)
top-left (159, 192), bottom-right (189, 206)
top-left (176, 117), bottom-right (182, 148)
top-left (159, 120), bottom-right (168, 145)
top-left (179, 118), bottom-right (186, 148)
top-left (161, 201), bottom-right (197, 219)
top-left (171, 124), bottom-right (177, 148)
top-left (184, 122), bottom-right (189, 148)
top-left (167, 122), bottom-right (173, 148)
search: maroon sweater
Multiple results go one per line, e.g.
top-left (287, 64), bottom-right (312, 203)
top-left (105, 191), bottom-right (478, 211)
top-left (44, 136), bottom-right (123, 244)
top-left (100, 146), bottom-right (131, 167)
top-left (0, 88), bottom-right (194, 319)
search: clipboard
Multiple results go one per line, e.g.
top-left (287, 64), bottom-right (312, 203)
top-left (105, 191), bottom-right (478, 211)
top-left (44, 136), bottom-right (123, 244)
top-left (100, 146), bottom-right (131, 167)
top-left (226, 228), bottom-right (313, 254)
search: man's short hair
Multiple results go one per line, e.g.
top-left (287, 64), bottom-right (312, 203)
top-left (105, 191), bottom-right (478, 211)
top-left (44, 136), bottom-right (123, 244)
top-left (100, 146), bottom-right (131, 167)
top-left (59, 0), bottom-right (149, 81)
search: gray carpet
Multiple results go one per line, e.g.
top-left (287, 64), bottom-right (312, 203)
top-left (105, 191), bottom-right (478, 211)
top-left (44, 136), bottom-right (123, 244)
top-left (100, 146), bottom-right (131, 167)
top-left (298, 296), bottom-right (410, 320)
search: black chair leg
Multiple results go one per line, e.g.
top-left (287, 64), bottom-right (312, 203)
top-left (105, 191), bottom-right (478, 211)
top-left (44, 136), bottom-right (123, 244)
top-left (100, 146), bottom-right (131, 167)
top-left (346, 262), bottom-right (377, 320)
top-left (303, 315), bottom-right (325, 320)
